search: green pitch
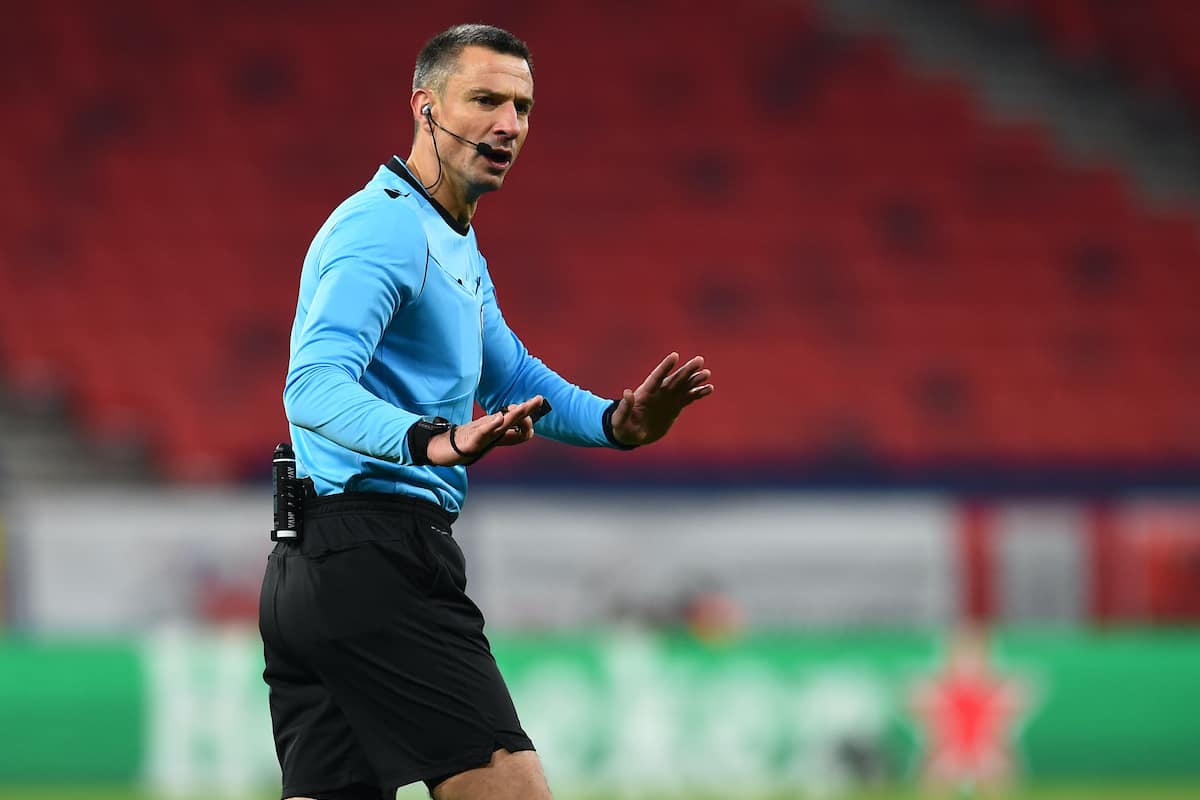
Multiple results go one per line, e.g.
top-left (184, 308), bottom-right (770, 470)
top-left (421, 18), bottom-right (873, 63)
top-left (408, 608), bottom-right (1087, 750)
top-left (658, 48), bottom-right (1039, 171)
top-left (4, 785), bottom-right (1200, 800)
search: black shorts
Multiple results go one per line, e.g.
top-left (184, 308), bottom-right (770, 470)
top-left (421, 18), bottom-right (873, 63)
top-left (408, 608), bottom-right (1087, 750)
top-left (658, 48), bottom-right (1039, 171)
top-left (258, 493), bottom-right (534, 798)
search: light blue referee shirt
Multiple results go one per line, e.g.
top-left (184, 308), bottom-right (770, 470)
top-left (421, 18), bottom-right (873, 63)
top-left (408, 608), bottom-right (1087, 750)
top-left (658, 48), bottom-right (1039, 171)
top-left (283, 157), bottom-right (627, 516)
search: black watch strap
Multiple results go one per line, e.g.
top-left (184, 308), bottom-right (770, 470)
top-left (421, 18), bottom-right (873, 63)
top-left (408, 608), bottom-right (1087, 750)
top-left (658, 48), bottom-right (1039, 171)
top-left (407, 416), bottom-right (452, 466)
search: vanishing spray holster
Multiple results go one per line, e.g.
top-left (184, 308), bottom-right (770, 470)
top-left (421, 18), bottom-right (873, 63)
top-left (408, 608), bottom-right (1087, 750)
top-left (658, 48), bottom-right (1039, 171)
top-left (271, 443), bottom-right (312, 541)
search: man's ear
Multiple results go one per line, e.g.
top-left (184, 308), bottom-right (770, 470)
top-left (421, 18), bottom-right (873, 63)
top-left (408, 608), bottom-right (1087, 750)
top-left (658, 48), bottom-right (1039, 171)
top-left (411, 90), bottom-right (435, 124)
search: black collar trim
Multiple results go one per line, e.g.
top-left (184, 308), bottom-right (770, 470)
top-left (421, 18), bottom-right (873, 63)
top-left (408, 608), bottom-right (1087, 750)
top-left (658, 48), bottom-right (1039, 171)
top-left (386, 156), bottom-right (470, 237)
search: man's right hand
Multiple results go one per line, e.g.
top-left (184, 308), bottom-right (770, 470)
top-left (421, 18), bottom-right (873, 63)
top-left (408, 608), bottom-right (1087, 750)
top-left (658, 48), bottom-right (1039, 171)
top-left (425, 395), bottom-right (545, 466)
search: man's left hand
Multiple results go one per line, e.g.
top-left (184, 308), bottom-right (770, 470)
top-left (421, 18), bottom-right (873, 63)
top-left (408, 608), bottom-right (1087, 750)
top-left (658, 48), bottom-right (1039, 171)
top-left (609, 352), bottom-right (714, 447)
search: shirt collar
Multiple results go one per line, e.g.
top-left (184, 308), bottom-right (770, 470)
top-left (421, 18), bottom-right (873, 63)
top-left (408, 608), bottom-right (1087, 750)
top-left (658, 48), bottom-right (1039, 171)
top-left (386, 156), bottom-right (470, 237)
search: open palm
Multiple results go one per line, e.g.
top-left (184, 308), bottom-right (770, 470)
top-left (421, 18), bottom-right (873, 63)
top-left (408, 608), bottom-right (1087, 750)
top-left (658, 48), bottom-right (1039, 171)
top-left (609, 352), bottom-right (714, 447)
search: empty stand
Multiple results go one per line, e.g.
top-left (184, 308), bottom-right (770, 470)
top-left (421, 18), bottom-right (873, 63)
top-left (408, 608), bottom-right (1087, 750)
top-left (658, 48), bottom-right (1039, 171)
top-left (981, 0), bottom-right (1200, 109)
top-left (0, 1), bottom-right (1197, 480)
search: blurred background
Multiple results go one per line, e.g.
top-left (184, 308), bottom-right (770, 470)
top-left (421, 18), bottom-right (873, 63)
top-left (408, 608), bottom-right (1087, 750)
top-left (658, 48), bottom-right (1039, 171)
top-left (1, 0), bottom-right (1198, 798)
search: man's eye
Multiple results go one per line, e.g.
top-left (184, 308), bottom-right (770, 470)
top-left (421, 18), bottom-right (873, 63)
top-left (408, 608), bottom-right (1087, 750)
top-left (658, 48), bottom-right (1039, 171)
top-left (475, 96), bottom-right (495, 106)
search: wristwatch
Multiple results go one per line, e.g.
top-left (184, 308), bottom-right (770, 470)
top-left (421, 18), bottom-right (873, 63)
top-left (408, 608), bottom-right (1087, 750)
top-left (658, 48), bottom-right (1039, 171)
top-left (407, 416), bottom-right (453, 466)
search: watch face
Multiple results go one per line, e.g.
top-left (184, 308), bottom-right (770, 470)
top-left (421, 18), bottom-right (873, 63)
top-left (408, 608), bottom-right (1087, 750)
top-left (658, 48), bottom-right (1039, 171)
top-left (409, 417), bottom-right (454, 466)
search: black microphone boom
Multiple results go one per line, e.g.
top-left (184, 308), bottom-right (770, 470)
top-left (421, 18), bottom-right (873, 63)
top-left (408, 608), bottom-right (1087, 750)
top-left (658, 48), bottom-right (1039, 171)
top-left (417, 105), bottom-right (506, 192)
top-left (427, 112), bottom-right (500, 159)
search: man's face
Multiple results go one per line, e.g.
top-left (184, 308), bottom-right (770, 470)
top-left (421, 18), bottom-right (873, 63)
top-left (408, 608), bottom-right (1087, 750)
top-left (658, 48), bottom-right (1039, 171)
top-left (433, 46), bottom-right (533, 195)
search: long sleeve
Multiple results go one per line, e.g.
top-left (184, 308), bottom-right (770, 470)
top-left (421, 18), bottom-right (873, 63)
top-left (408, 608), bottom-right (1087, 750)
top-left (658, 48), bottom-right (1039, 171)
top-left (283, 203), bottom-right (429, 464)
top-left (475, 263), bottom-right (624, 448)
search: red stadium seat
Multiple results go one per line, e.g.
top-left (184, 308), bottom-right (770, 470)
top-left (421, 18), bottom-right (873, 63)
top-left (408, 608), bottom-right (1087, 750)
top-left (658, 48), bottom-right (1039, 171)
top-left (0, 0), bottom-right (1197, 479)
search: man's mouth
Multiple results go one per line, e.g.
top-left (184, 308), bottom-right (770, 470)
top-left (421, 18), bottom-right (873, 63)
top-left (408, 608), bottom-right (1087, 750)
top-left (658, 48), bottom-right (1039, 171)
top-left (482, 148), bottom-right (513, 168)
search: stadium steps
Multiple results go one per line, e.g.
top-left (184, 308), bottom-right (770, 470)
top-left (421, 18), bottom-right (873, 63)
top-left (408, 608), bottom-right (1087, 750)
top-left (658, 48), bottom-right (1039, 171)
top-left (0, 383), bottom-right (154, 489)
top-left (980, 0), bottom-right (1200, 112)
top-left (812, 0), bottom-right (1200, 210)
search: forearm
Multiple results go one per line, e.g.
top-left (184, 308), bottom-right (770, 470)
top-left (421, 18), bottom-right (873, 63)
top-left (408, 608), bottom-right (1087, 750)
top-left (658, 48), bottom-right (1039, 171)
top-left (479, 351), bottom-right (623, 448)
top-left (477, 267), bottom-right (628, 449)
top-left (283, 364), bottom-right (418, 463)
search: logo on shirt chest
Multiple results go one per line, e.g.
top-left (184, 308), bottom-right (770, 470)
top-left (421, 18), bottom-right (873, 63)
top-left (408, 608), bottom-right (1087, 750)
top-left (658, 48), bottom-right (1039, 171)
top-left (428, 254), bottom-right (481, 299)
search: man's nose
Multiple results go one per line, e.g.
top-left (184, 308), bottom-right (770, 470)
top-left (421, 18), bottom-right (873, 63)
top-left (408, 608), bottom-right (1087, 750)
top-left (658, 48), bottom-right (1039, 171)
top-left (492, 102), bottom-right (521, 140)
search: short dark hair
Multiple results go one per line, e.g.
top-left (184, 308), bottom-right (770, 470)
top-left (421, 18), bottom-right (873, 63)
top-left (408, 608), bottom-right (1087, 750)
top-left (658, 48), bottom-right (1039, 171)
top-left (413, 24), bottom-right (533, 96)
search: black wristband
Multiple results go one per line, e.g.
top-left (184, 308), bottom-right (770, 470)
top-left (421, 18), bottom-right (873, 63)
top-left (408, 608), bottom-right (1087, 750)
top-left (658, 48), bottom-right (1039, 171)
top-left (407, 416), bottom-right (452, 466)
top-left (602, 399), bottom-right (638, 450)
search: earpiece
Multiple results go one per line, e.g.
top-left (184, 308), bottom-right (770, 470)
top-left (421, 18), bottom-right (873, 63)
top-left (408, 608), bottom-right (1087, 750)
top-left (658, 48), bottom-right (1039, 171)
top-left (421, 104), bottom-right (431, 117)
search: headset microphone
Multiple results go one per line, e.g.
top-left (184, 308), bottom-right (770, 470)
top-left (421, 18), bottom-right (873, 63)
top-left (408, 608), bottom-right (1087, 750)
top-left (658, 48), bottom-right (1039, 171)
top-left (422, 105), bottom-right (502, 159)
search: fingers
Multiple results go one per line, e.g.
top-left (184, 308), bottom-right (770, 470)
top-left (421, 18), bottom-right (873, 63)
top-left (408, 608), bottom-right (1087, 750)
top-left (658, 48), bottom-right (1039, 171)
top-left (606, 388), bottom-right (638, 447)
top-left (630, 352), bottom-right (712, 410)
top-left (682, 382), bottom-right (714, 405)
top-left (636, 353), bottom-right (706, 394)
top-left (428, 396), bottom-right (546, 465)
top-left (609, 388), bottom-right (634, 429)
top-left (662, 356), bottom-right (705, 391)
top-left (683, 370), bottom-right (713, 403)
top-left (491, 396), bottom-right (543, 448)
top-left (637, 353), bottom-right (679, 395)
top-left (494, 413), bottom-right (535, 448)
top-left (453, 411), bottom-right (507, 452)
top-left (501, 395), bottom-right (544, 427)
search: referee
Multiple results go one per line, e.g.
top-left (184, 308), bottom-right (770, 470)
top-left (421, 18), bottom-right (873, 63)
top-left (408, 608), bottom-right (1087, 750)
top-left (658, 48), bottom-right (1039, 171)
top-left (258, 23), bottom-right (714, 800)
